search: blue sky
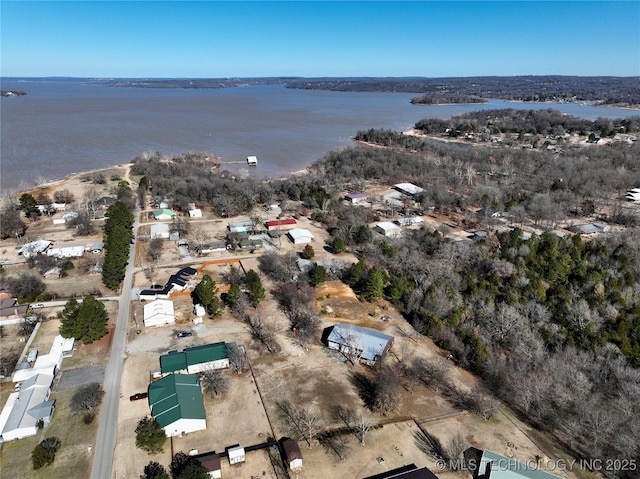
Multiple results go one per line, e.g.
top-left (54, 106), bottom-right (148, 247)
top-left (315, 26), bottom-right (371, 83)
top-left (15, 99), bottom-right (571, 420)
top-left (1, 1), bottom-right (638, 78)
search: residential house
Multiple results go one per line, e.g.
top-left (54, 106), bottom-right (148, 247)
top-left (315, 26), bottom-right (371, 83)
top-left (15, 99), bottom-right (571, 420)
top-left (153, 209), bottom-right (177, 221)
top-left (47, 244), bottom-right (85, 258)
top-left (287, 228), bottom-right (315, 244)
top-left (160, 342), bottom-right (229, 375)
top-left (568, 223), bottom-right (610, 235)
top-left (327, 324), bottom-right (394, 365)
top-left (18, 240), bottom-right (52, 258)
top-left (282, 438), bottom-right (303, 470)
top-left (0, 298), bottom-right (28, 321)
top-left (148, 374), bottom-right (206, 437)
top-left (227, 220), bottom-right (255, 233)
top-left (138, 266), bottom-right (198, 300)
top-left (196, 242), bottom-right (227, 254)
top-left (143, 299), bottom-right (176, 327)
top-left (0, 373), bottom-right (56, 442)
top-left (13, 334), bottom-right (67, 383)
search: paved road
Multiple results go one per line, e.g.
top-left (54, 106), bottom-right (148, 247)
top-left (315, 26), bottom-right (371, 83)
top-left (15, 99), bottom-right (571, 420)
top-left (90, 206), bottom-right (140, 479)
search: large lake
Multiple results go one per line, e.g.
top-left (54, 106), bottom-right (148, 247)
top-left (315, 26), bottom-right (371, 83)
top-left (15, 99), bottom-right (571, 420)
top-left (1, 79), bottom-right (638, 192)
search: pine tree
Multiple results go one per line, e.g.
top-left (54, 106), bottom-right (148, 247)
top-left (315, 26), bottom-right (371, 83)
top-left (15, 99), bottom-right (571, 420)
top-left (193, 275), bottom-right (222, 317)
top-left (59, 297), bottom-right (108, 344)
top-left (59, 299), bottom-right (81, 339)
top-left (246, 270), bottom-right (265, 307)
top-left (363, 266), bottom-right (385, 301)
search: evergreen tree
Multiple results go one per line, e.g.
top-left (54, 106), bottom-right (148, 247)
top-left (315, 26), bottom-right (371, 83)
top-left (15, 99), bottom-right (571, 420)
top-left (193, 274), bottom-right (222, 317)
top-left (135, 417), bottom-right (167, 454)
top-left (140, 462), bottom-right (169, 479)
top-left (170, 452), bottom-right (208, 479)
top-left (309, 264), bottom-right (328, 286)
top-left (59, 297), bottom-right (108, 344)
top-left (224, 283), bottom-right (242, 308)
top-left (363, 266), bottom-right (386, 301)
top-left (19, 193), bottom-right (39, 217)
top-left (59, 298), bottom-right (81, 339)
top-left (246, 269), bottom-right (265, 307)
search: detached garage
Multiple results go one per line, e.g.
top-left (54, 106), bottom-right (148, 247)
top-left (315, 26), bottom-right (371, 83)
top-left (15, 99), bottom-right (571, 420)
top-left (287, 228), bottom-right (314, 244)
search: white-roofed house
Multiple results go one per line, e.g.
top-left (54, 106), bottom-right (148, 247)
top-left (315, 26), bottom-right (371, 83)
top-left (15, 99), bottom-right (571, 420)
top-left (327, 323), bottom-right (394, 365)
top-left (0, 372), bottom-right (56, 442)
top-left (47, 244), bottom-right (85, 258)
top-left (143, 299), bottom-right (176, 327)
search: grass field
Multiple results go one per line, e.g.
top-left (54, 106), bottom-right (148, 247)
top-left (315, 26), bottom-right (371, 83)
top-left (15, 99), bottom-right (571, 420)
top-left (0, 389), bottom-right (98, 479)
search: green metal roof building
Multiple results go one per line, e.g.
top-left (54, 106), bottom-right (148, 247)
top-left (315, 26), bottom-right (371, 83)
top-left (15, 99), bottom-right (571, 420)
top-left (478, 450), bottom-right (562, 479)
top-left (160, 342), bottom-right (229, 375)
top-left (148, 373), bottom-right (206, 437)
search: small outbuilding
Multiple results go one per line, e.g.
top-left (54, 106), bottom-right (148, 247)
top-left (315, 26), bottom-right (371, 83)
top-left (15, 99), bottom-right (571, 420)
top-left (247, 155), bottom-right (258, 166)
top-left (282, 438), bottom-right (303, 470)
top-left (188, 208), bottom-right (202, 218)
top-left (227, 445), bottom-right (246, 465)
top-left (287, 228), bottom-right (315, 244)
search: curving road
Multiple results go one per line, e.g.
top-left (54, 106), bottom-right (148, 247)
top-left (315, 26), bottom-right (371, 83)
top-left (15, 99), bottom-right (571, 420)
top-left (90, 205), bottom-right (140, 479)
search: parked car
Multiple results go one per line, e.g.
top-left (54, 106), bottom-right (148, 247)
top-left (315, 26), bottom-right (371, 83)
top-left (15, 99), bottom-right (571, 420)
top-left (31, 303), bottom-right (45, 309)
top-left (129, 392), bottom-right (148, 401)
top-left (177, 332), bottom-right (193, 339)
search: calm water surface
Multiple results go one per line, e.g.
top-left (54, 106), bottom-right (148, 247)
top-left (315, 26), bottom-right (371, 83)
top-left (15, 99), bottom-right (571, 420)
top-left (1, 79), bottom-right (638, 192)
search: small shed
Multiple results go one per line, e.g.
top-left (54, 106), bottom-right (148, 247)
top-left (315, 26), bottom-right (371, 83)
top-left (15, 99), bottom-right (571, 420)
top-left (287, 228), bottom-right (315, 244)
top-left (282, 439), bottom-right (303, 470)
top-left (247, 155), bottom-right (258, 166)
top-left (188, 209), bottom-right (202, 218)
top-left (228, 445), bottom-right (246, 465)
top-left (194, 304), bottom-right (206, 317)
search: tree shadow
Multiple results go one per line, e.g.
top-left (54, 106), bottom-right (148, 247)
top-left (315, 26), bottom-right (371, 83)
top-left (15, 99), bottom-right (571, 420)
top-left (348, 371), bottom-right (376, 411)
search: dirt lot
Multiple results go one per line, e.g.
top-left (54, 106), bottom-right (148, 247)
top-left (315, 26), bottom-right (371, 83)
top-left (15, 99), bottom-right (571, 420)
top-left (110, 270), bottom-right (591, 479)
